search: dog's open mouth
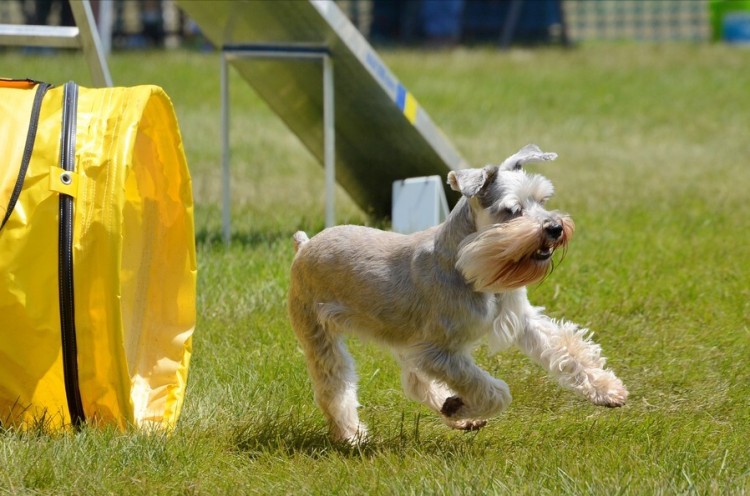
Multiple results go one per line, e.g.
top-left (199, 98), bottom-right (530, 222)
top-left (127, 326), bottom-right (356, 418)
top-left (532, 246), bottom-right (554, 261)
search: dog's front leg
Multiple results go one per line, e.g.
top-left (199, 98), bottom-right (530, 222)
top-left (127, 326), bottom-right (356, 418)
top-left (516, 311), bottom-right (628, 407)
top-left (396, 354), bottom-right (487, 431)
top-left (408, 345), bottom-right (512, 422)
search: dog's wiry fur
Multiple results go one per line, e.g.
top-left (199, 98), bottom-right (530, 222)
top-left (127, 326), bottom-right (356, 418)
top-left (288, 145), bottom-right (628, 443)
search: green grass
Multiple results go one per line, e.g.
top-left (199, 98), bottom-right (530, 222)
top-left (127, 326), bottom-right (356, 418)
top-left (2, 43), bottom-right (750, 494)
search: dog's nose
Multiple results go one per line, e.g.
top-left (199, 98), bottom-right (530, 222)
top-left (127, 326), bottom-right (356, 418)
top-left (544, 223), bottom-right (563, 239)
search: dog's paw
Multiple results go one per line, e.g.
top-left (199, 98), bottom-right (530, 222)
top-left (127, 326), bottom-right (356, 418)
top-left (588, 371), bottom-right (628, 408)
top-left (445, 418), bottom-right (487, 431)
top-left (440, 396), bottom-right (464, 417)
top-left (592, 386), bottom-right (628, 408)
top-left (333, 423), bottom-right (369, 445)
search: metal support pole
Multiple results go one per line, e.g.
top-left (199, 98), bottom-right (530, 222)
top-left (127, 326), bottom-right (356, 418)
top-left (68, 0), bottom-right (112, 87)
top-left (220, 44), bottom-right (334, 243)
top-left (500, 0), bottom-right (524, 50)
top-left (323, 54), bottom-right (335, 228)
top-left (0, 0), bottom-right (112, 87)
top-left (220, 53), bottom-right (232, 246)
top-left (97, 0), bottom-right (114, 56)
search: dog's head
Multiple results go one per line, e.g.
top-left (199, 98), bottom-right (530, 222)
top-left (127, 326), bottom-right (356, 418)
top-left (448, 144), bottom-right (574, 293)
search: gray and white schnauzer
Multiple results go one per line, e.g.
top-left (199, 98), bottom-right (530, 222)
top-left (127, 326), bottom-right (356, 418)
top-left (288, 144), bottom-right (628, 443)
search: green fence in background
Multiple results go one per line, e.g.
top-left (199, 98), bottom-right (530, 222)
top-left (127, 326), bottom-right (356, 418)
top-left (563, 0), bottom-right (710, 42)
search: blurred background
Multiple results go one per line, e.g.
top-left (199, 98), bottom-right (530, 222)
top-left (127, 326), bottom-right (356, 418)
top-left (0, 4), bottom-right (748, 492)
top-left (1, 0), bottom-right (748, 52)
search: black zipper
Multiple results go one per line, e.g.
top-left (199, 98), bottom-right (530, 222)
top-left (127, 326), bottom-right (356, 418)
top-left (58, 81), bottom-right (85, 427)
top-left (0, 82), bottom-right (52, 230)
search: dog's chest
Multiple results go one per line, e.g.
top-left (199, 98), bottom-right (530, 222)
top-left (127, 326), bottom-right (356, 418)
top-left (438, 292), bottom-right (497, 344)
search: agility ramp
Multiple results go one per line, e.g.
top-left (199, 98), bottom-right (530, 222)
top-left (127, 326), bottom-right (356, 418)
top-left (177, 0), bottom-right (468, 220)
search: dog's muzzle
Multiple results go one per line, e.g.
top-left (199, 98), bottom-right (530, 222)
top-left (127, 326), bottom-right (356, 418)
top-left (456, 216), bottom-right (574, 292)
top-left (533, 222), bottom-right (565, 261)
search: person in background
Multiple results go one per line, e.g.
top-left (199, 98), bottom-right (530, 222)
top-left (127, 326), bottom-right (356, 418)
top-left (421, 0), bottom-right (464, 48)
top-left (25, 0), bottom-right (74, 26)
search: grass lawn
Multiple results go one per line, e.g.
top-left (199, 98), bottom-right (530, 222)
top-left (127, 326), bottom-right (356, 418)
top-left (1, 42), bottom-right (749, 494)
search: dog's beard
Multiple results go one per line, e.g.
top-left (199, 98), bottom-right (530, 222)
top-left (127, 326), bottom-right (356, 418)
top-left (456, 216), bottom-right (574, 292)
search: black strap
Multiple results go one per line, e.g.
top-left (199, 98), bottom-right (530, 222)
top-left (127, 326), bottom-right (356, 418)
top-left (0, 82), bottom-right (52, 230)
top-left (58, 81), bottom-right (85, 428)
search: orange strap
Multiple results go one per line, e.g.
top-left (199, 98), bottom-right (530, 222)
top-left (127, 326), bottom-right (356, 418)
top-left (0, 78), bottom-right (39, 89)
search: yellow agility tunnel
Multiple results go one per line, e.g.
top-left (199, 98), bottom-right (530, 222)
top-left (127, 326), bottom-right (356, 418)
top-left (0, 79), bottom-right (196, 431)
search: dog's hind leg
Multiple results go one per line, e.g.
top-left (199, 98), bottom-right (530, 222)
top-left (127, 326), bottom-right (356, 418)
top-left (516, 312), bottom-right (628, 407)
top-left (288, 302), bottom-right (367, 444)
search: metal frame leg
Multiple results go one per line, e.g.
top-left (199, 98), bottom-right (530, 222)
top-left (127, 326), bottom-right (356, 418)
top-left (220, 45), bottom-right (336, 244)
top-left (68, 0), bottom-right (112, 87)
top-left (323, 54), bottom-right (335, 229)
top-left (0, 0), bottom-right (112, 87)
top-left (221, 54), bottom-right (232, 245)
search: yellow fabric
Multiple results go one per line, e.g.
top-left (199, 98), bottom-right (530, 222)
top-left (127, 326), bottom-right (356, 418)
top-left (0, 82), bottom-right (196, 431)
top-left (0, 86), bottom-right (37, 222)
top-left (48, 167), bottom-right (80, 197)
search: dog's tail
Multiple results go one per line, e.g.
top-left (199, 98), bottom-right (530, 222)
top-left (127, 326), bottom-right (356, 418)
top-left (293, 231), bottom-right (310, 254)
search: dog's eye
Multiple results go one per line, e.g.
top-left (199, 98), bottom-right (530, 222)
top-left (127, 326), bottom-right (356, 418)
top-left (502, 207), bottom-right (521, 217)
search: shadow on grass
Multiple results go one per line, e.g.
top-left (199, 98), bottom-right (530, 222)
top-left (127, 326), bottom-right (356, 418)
top-left (230, 410), bottom-right (486, 460)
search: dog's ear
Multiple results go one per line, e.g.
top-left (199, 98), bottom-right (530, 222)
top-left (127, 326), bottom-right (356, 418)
top-left (499, 144), bottom-right (557, 171)
top-left (447, 166), bottom-right (496, 197)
